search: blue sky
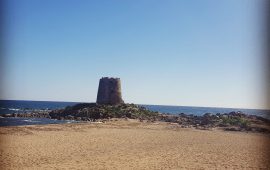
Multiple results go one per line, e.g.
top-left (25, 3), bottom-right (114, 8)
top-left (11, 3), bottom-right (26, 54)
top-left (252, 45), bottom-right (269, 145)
top-left (1, 0), bottom-right (268, 109)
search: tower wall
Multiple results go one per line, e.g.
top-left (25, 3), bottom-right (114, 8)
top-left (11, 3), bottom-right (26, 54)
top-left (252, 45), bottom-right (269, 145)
top-left (96, 77), bottom-right (124, 105)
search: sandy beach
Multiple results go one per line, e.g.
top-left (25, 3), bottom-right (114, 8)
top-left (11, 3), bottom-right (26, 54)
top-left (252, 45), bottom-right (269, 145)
top-left (0, 119), bottom-right (269, 170)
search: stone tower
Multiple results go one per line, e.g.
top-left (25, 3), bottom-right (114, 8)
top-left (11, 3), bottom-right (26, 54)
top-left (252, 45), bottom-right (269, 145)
top-left (96, 77), bottom-right (124, 105)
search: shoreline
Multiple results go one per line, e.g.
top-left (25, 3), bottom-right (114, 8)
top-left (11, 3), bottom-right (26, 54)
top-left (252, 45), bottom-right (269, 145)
top-left (1, 103), bottom-right (270, 134)
top-left (1, 112), bottom-right (270, 134)
top-left (0, 117), bottom-right (270, 134)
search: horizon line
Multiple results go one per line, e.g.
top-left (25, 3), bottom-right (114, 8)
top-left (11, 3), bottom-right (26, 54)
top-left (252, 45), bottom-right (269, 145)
top-left (0, 98), bottom-right (269, 111)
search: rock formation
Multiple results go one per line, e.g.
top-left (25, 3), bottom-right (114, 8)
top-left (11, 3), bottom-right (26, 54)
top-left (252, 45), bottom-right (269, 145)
top-left (96, 77), bottom-right (124, 105)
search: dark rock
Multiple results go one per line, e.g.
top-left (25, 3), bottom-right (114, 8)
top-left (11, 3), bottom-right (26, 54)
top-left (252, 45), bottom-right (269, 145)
top-left (203, 113), bottom-right (212, 117)
top-left (224, 127), bottom-right (241, 131)
top-left (75, 117), bottom-right (81, 121)
top-left (67, 115), bottom-right (75, 120)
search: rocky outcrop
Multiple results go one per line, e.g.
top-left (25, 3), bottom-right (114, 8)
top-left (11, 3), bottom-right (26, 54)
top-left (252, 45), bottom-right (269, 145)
top-left (49, 103), bottom-right (159, 121)
top-left (1, 104), bottom-right (269, 133)
top-left (2, 111), bottom-right (50, 118)
top-left (159, 111), bottom-right (270, 133)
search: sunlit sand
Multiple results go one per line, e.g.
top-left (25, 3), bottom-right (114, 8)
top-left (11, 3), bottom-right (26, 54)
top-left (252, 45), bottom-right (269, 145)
top-left (0, 119), bottom-right (269, 169)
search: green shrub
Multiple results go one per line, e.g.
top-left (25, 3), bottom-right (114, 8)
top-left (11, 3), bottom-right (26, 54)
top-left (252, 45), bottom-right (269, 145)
top-left (221, 116), bottom-right (250, 128)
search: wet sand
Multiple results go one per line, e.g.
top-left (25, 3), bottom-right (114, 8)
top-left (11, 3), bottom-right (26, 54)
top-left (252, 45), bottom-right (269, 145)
top-left (0, 119), bottom-right (269, 169)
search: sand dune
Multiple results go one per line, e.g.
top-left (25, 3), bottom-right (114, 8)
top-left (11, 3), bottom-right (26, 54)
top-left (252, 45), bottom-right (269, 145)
top-left (0, 120), bottom-right (269, 169)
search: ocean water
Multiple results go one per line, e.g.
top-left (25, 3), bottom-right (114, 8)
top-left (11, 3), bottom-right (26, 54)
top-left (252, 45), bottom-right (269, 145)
top-left (142, 105), bottom-right (270, 117)
top-left (0, 117), bottom-right (79, 126)
top-left (0, 100), bottom-right (79, 112)
top-left (0, 100), bottom-right (269, 126)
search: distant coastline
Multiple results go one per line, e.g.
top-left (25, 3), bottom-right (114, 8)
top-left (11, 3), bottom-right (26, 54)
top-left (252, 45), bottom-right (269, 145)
top-left (1, 99), bottom-right (269, 117)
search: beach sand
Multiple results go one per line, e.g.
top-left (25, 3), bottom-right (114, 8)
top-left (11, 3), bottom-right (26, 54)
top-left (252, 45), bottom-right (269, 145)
top-left (0, 119), bottom-right (269, 169)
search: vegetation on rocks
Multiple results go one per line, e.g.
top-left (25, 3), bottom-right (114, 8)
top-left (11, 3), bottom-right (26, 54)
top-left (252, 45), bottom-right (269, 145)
top-left (49, 103), bottom-right (160, 121)
top-left (220, 116), bottom-right (250, 128)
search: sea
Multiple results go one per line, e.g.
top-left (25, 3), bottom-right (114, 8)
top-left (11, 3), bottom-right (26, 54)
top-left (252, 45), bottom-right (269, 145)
top-left (0, 100), bottom-right (269, 126)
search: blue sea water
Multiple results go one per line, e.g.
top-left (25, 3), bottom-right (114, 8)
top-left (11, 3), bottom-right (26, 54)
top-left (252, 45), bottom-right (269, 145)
top-left (0, 100), bottom-right (79, 112)
top-left (142, 105), bottom-right (269, 117)
top-left (0, 117), bottom-right (79, 126)
top-left (0, 100), bottom-right (269, 126)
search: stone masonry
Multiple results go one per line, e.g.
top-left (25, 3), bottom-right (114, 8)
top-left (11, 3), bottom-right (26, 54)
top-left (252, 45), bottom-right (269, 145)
top-left (96, 77), bottom-right (124, 105)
